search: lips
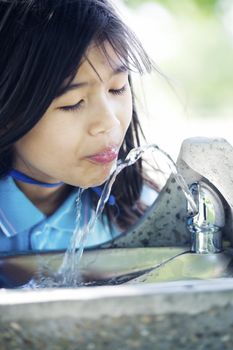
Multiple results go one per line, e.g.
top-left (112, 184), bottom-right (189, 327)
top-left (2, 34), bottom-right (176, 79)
top-left (87, 146), bottom-right (119, 164)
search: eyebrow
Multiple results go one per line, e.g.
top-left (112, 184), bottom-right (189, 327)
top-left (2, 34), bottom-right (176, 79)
top-left (59, 65), bottom-right (129, 97)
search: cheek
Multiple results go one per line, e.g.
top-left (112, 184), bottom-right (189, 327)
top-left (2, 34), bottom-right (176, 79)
top-left (14, 130), bottom-right (40, 159)
top-left (14, 126), bottom-right (67, 164)
top-left (120, 92), bottom-right (133, 129)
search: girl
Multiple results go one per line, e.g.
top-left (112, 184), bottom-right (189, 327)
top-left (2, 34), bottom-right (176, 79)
top-left (0, 0), bottom-right (156, 253)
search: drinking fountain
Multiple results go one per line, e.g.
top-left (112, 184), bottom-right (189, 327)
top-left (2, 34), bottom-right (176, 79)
top-left (1, 137), bottom-right (233, 287)
top-left (177, 137), bottom-right (233, 246)
top-left (1, 137), bottom-right (233, 350)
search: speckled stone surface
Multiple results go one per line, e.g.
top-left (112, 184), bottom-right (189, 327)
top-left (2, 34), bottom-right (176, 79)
top-left (1, 309), bottom-right (233, 350)
top-left (101, 175), bottom-right (189, 249)
top-left (1, 279), bottom-right (233, 350)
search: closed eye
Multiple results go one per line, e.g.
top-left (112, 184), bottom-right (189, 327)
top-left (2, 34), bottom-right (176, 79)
top-left (59, 84), bottom-right (128, 112)
top-left (109, 84), bottom-right (127, 95)
top-left (59, 100), bottom-right (84, 112)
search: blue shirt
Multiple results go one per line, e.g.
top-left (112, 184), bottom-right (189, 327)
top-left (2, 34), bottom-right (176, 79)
top-left (0, 176), bottom-right (120, 254)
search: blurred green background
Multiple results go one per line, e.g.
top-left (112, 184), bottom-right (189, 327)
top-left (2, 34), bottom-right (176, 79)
top-left (125, 0), bottom-right (219, 12)
top-left (119, 0), bottom-right (233, 158)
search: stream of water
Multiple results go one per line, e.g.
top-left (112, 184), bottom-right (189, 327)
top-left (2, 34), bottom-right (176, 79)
top-left (28, 143), bottom-right (197, 288)
top-left (59, 144), bottom-right (198, 287)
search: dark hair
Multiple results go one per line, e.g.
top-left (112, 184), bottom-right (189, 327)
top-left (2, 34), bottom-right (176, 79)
top-left (0, 0), bottom-right (153, 230)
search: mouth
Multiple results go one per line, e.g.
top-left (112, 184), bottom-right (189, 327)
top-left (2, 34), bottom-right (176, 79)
top-left (87, 146), bottom-right (119, 165)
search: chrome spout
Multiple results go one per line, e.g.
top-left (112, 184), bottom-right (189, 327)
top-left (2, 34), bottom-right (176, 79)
top-left (187, 182), bottom-right (224, 254)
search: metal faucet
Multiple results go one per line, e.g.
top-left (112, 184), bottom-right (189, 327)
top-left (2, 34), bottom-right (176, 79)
top-left (187, 181), bottom-right (225, 254)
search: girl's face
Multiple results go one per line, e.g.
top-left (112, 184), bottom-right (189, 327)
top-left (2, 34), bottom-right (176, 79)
top-left (13, 43), bottom-right (132, 188)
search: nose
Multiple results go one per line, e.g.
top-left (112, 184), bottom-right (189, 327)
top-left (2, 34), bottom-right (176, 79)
top-left (88, 97), bottom-right (120, 136)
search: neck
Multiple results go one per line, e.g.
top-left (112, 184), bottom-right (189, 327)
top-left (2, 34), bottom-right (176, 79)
top-left (14, 180), bottom-right (73, 216)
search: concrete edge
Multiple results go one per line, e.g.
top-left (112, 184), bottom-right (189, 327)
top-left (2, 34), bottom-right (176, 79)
top-left (1, 279), bottom-right (233, 322)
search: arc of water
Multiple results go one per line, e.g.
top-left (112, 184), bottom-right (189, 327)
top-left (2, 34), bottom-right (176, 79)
top-left (58, 144), bottom-right (198, 287)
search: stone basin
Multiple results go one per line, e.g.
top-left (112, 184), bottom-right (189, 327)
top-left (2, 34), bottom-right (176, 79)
top-left (1, 246), bottom-right (233, 349)
top-left (127, 248), bottom-right (233, 284)
top-left (1, 246), bottom-right (233, 288)
top-left (0, 247), bottom-right (186, 288)
top-left (1, 279), bottom-right (233, 349)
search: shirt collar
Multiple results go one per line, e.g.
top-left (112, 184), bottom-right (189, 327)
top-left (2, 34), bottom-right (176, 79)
top-left (0, 176), bottom-right (79, 237)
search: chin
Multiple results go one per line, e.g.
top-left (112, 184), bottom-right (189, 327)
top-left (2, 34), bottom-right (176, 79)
top-left (89, 179), bottom-right (107, 188)
top-left (69, 164), bottom-right (114, 188)
top-left (86, 173), bottom-right (111, 188)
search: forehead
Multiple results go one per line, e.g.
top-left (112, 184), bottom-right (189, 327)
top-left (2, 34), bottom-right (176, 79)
top-left (77, 42), bottom-right (126, 79)
top-left (56, 42), bottom-right (128, 97)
